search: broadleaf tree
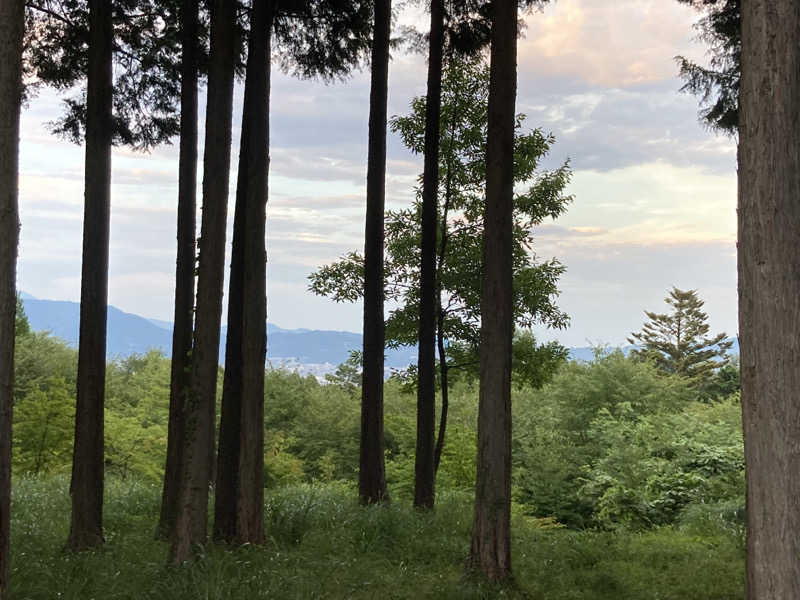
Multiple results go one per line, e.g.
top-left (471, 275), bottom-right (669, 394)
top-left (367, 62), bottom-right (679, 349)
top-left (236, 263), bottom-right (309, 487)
top-left (309, 54), bottom-right (570, 488)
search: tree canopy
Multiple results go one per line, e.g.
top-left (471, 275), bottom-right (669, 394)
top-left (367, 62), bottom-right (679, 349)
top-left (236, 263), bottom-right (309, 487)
top-left (309, 56), bottom-right (571, 374)
top-left (675, 0), bottom-right (740, 134)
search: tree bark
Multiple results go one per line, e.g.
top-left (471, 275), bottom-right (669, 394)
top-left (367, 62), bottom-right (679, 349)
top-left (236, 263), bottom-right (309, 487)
top-left (215, 0), bottom-right (272, 544)
top-left (170, 0), bottom-right (236, 565)
top-left (469, 0), bottom-right (517, 581)
top-left (415, 0), bottom-right (444, 510)
top-left (738, 1), bottom-right (800, 597)
top-left (0, 0), bottom-right (24, 594)
top-left (67, 0), bottom-right (113, 552)
top-left (359, 0), bottom-right (391, 505)
top-left (157, 0), bottom-right (199, 542)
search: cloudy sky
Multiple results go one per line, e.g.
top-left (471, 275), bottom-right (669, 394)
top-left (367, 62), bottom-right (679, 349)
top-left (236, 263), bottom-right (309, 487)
top-left (17, 0), bottom-right (738, 348)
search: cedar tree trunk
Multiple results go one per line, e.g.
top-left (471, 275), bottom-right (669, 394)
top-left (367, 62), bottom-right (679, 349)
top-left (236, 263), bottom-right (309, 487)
top-left (359, 0), bottom-right (391, 504)
top-left (170, 0), bottom-right (236, 564)
top-left (67, 0), bottom-right (113, 552)
top-left (0, 0), bottom-right (24, 594)
top-left (215, 0), bottom-right (273, 544)
top-left (414, 0), bottom-right (444, 510)
top-left (738, 0), bottom-right (800, 597)
top-left (469, 0), bottom-right (517, 581)
top-left (158, 0), bottom-right (199, 542)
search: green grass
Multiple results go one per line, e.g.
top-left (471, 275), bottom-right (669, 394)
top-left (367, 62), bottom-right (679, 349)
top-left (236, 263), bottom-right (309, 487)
top-left (8, 476), bottom-right (744, 599)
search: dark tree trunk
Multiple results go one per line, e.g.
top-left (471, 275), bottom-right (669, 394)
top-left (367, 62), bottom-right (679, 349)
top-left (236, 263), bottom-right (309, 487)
top-left (434, 308), bottom-right (448, 473)
top-left (67, 0), bottom-right (113, 552)
top-left (738, 0), bottom-right (800, 597)
top-left (414, 0), bottom-right (444, 510)
top-left (215, 0), bottom-right (272, 544)
top-left (157, 0), bottom-right (199, 542)
top-left (236, 0), bottom-right (272, 542)
top-left (0, 0), bottom-right (24, 594)
top-left (170, 0), bottom-right (236, 565)
top-left (469, 0), bottom-right (517, 581)
top-left (433, 102), bottom-right (457, 475)
top-left (359, 0), bottom-right (391, 505)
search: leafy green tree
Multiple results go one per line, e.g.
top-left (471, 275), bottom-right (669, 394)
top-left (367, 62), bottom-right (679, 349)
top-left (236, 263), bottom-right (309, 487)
top-left (628, 288), bottom-right (732, 387)
top-left (310, 55), bottom-right (570, 474)
top-left (15, 294), bottom-right (29, 337)
top-left (13, 378), bottom-right (76, 475)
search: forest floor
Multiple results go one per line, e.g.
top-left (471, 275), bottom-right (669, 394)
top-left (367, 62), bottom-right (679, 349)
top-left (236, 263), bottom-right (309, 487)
top-left (9, 476), bottom-right (743, 599)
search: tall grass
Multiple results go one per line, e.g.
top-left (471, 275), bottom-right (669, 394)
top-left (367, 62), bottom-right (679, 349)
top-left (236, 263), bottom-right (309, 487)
top-left (8, 476), bottom-right (743, 599)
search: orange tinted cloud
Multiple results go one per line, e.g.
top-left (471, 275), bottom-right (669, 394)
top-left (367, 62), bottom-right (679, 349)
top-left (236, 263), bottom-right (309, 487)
top-left (520, 0), bottom-right (703, 87)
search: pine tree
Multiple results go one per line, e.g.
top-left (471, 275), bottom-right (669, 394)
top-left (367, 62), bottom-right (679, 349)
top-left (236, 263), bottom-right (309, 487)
top-left (628, 287), bottom-right (732, 386)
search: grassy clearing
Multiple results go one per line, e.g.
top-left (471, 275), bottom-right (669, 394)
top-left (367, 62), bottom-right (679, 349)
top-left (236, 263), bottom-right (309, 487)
top-left (9, 476), bottom-right (743, 599)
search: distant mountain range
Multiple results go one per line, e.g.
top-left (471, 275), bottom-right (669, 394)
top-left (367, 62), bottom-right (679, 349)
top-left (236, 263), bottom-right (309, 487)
top-left (20, 294), bottom-right (415, 376)
top-left (18, 293), bottom-right (738, 376)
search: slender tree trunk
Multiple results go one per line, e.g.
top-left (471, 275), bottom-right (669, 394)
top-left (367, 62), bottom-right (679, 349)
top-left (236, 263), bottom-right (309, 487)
top-left (157, 0), bottom-right (199, 542)
top-left (215, 0), bottom-right (273, 544)
top-left (414, 0), bottom-right (444, 510)
top-left (0, 0), bottom-right (24, 594)
top-left (359, 0), bottom-right (391, 505)
top-left (469, 0), bottom-right (517, 581)
top-left (738, 1), bottom-right (800, 597)
top-left (67, 0), bottom-right (112, 552)
top-left (433, 101), bottom-right (457, 475)
top-left (434, 308), bottom-right (448, 473)
top-left (170, 0), bottom-right (236, 565)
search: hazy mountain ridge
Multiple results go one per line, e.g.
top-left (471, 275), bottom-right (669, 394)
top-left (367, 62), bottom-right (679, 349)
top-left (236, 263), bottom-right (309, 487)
top-left (20, 295), bottom-right (738, 374)
top-left (20, 295), bottom-right (416, 371)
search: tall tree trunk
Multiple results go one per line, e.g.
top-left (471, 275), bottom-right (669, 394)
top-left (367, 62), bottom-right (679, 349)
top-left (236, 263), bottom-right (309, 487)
top-left (469, 0), bottom-right (517, 581)
top-left (414, 0), bottom-right (444, 510)
top-left (215, 0), bottom-right (273, 544)
top-left (67, 0), bottom-right (113, 552)
top-left (738, 0), bottom-right (800, 597)
top-left (236, 0), bottom-right (272, 542)
top-left (359, 0), bottom-right (391, 505)
top-left (170, 0), bottom-right (236, 565)
top-left (0, 0), bottom-right (24, 594)
top-left (157, 0), bottom-right (199, 542)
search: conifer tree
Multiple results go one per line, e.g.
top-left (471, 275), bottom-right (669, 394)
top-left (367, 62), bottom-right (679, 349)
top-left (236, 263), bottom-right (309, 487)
top-left (628, 287), bottom-right (732, 386)
top-left (738, 0), bottom-right (800, 594)
top-left (0, 0), bottom-right (24, 593)
top-left (675, 0), bottom-right (740, 134)
top-left (359, 0), bottom-right (392, 505)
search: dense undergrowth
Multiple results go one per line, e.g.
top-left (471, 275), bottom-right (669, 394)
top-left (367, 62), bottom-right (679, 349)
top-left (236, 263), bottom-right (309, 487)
top-left (10, 321), bottom-right (746, 597)
top-left (10, 475), bottom-right (743, 599)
